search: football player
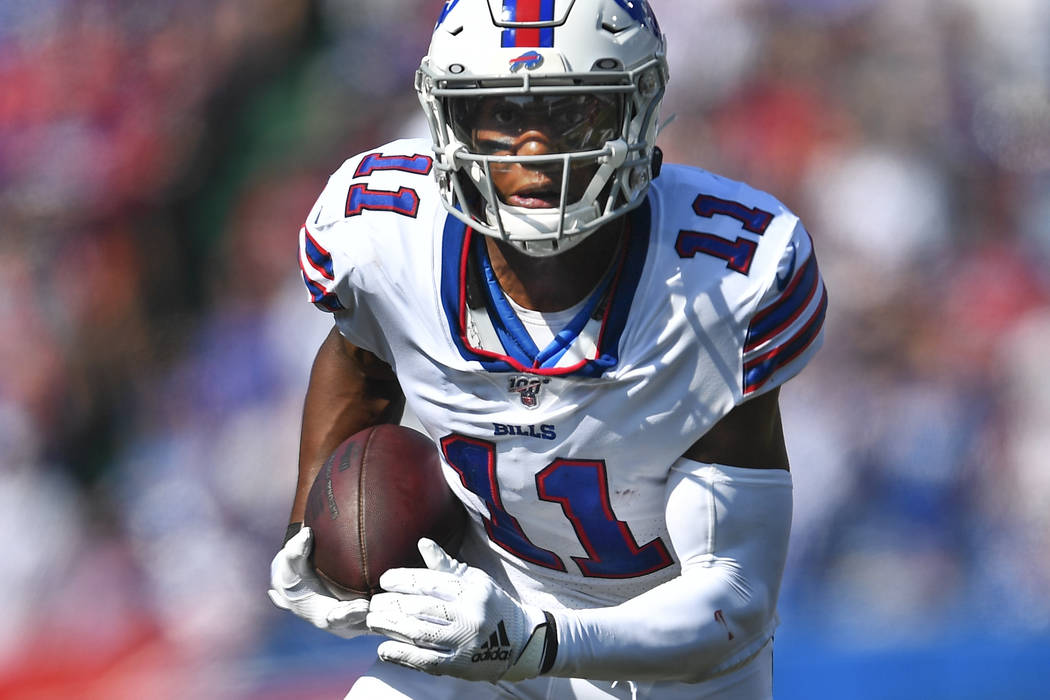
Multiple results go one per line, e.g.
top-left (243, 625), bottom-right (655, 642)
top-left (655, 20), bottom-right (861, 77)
top-left (269, 1), bottom-right (827, 698)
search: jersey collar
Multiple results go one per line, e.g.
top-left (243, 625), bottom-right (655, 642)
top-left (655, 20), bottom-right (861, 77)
top-left (440, 201), bottom-right (651, 377)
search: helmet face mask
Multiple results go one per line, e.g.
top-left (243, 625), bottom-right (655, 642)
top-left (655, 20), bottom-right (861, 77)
top-left (416, 0), bottom-right (668, 257)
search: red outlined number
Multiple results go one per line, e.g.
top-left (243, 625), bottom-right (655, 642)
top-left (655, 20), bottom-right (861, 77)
top-left (353, 153), bottom-right (433, 178)
top-left (677, 193), bottom-right (774, 275)
top-left (345, 184), bottom-right (421, 218)
top-left (441, 435), bottom-right (565, 571)
top-left (676, 232), bottom-right (759, 274)
top-left (441, 434), bottom-right (672, 578)
top-left (345, 153), bottom-right (433, 219)
top-left (692, 194), bottom-right (773, 233)
top-left (536, 459), bottom-right (673, 578)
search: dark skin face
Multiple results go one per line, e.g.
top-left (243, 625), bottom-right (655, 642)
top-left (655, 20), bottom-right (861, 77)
top-left (470, 95), bottom-right (615, 209)
top-left (469, 96), bottom-right (627, 312)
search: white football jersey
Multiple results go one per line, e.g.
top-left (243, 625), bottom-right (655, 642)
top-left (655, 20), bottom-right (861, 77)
top-left (298, 138), bottom-right (826, 611)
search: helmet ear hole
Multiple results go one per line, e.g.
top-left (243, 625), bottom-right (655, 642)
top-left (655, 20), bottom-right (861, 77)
top-left (593, 58), bottom-right (623, 71)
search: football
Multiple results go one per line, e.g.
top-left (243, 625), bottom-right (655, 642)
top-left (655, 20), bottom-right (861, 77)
top-left (304, 424), bottom-right (467, 599)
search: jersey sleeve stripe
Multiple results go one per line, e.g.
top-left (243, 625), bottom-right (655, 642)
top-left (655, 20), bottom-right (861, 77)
top-left (744, 255), bottom-right (820, 352)
top-left (297, 226), bottom-right (345, 312)
top-left (300, 270), bottom-right (345, 311)
top-left (743, 286), bottom-right (827, 394)
top-left (300, 226), bottom-right (335, 281)
top-left (297, 241), bottom-right (333, 293)
top-left (314, 296), bottom-right (346, 313)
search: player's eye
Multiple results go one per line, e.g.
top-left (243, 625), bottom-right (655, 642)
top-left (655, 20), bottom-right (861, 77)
top-left (550, 105), bottom-right (588, 130)
top-left (490, 102), bottom-right (524, 128)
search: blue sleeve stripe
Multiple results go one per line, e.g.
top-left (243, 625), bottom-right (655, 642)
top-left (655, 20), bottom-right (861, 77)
top-left (301, 272), bottom-right (326, 301)
top-left (745, 255), bottom-right (819, 351)
top-left (743, 287), bottom-right (827, 394)
top-left (300, 226), bottom-right (335, 280)
top-left (314, 295), bottom-right (345, 312)
top-left (300, 269), bottom-right (344, 312)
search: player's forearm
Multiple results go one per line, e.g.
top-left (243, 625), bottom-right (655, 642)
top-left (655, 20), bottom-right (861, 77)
top-left (289, 327), bottom-right (404, 524)
top-left (547, 566), bottom-right (778, 683)
top-left (547, 462), bottom-right (793, 683)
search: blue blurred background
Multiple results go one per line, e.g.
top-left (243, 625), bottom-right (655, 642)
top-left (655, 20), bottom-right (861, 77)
top-left (2, 1), bottom-right (1049, 697)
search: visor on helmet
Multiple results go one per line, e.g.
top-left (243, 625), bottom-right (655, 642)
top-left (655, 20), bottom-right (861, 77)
top-left (448, 93), bottom-right (624, 156)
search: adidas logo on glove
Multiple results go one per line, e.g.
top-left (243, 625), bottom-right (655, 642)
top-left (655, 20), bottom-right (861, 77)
top-left (472, 620), bottom-right (512, 662)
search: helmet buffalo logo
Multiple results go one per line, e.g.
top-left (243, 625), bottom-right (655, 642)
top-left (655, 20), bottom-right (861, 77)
top-left (509, 51), bottom-right (544, 72)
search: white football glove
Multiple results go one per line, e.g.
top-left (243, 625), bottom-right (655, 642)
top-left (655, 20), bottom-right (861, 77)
top-left (268, 526), bottom-right (369, 639)
top-left (366, 538), bottom-right (557, 682)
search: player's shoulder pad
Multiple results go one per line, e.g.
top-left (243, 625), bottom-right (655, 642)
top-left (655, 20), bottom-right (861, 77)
top-left (307, 138), bottom-right (437, 230)
top-left (298, 138), bottom-right (438, 313)
top-left (648, 163), bottom-right (803, 287)
top-left (648, 164), bottom-right (826, 397)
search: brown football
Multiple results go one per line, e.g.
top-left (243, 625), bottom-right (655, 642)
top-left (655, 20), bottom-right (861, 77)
top-left (304, 424), bottom-right (467, 599)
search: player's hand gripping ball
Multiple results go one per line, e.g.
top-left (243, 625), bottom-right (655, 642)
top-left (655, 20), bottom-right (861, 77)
top-left (368, 538), bottom-right (554, 682)
top-left (304, 424), bottom-right (468, 598)
top-left (268, 527), bottom-right (370, 638)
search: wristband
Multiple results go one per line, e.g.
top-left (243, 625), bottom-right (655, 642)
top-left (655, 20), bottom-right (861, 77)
top-left (539, 610), bottom-right (558, 674)
top-left (502, 610), bottom-right (559, 682)
top-left (283, 521), bottom-right (304, 546)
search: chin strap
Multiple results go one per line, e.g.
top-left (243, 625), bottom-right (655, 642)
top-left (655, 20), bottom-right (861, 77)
top-left (651, 146), bottom-right (663, 178)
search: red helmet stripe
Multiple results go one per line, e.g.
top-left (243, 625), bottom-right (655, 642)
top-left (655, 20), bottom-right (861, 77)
top-left (501, 0), bottom-right (555, 48)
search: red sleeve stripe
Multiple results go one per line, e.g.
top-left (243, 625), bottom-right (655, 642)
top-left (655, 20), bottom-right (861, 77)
top-left (743, 286), bottom-right (827, 395)
top-left (745, 254), bottom-right (820, 352)
top-left (300, 225), bottom-right (335, 281)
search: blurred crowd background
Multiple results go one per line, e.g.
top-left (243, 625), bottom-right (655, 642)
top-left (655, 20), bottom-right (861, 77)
top-left (2, 0), bottom-right (1048, 697)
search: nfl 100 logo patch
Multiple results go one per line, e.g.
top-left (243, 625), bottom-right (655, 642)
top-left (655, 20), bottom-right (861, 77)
top-left (507, 375), bottom-right (549, 408)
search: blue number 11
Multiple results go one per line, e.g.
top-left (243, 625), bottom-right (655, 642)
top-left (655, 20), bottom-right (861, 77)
top-left (344, 152), bottom-right (433, 219)
top-left (441, 435), bottom-right (673, 579)
top-left (676, 194), bottom-right (774, 275)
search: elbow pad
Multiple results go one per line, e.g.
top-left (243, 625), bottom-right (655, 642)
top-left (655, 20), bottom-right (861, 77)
top-left (550, 460), bottom-right (792, 682)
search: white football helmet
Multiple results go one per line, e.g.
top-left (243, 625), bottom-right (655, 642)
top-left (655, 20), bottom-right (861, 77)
top-left (416, 0), bottom-right (669, 256)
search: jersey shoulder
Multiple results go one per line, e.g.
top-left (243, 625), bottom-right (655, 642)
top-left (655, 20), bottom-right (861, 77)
top-left (649, 163), bottom-right (799, 267)
top-left (298, 138), bottom-right (440, 313)
top-left (646, 164), bottom-right (827, 398)
top-left (308, 138), bottom-right (438, 229)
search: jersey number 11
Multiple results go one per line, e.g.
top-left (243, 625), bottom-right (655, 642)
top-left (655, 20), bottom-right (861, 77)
top-left (442, 434), bottom-right (673, 579)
